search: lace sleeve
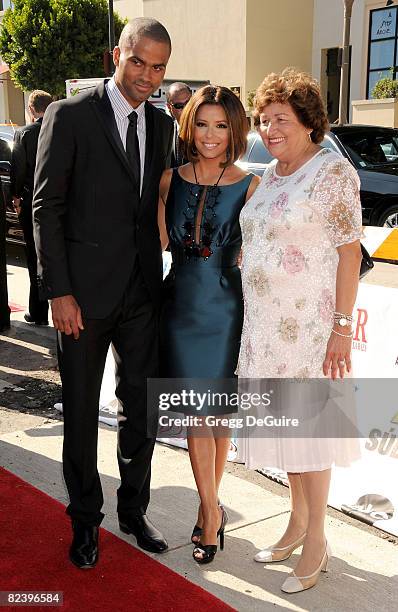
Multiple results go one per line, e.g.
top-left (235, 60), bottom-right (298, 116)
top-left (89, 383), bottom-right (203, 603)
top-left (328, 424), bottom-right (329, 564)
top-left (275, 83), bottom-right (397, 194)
top-left (311, 158), bottom-right (362, 247)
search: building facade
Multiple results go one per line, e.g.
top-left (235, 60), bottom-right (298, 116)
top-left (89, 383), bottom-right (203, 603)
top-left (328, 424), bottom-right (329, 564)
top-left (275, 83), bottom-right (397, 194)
top-left (312, 0), bottom-right (398, 122)
top-left (115, 0), bottom-right (314, 110)
top-left (117, 0), bottom-right (398, 121)
top-left (0, 0), bottom-right (25, 125)
top-left (2, 0), bottom-right (398, 125)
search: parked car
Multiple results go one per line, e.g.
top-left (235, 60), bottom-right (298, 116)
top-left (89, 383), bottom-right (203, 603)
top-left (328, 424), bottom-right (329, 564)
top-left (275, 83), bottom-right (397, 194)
top-left (238, 125), bottom-right (398, 227)
top-left (0, 133), bottom-right (22, 244)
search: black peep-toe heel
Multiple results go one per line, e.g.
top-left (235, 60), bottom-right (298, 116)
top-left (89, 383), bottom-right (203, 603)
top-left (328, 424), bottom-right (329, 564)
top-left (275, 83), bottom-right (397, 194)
top-left (192, 507), bottom-right (228, 564)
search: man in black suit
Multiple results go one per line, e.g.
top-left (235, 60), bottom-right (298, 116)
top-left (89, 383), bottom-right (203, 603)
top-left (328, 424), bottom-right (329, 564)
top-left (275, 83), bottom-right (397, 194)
top-left (166, 82), bottom-right (192, 167)
top-left (33, 18), bottom-right (174, 568)
top-left (11, 90), bottom-right (53, 325)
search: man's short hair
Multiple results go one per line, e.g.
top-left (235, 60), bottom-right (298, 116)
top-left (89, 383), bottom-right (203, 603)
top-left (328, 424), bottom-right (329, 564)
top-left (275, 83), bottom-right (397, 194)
top-left (166, 82), bottom-right (192, 103)
top-left (28, 90), bottom-right (53, 114)
top-left (119, 18), bottom-right (171, 52)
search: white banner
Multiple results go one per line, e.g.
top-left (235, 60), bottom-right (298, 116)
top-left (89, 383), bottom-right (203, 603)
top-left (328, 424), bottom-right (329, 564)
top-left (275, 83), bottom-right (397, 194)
top-left (330, 282), bottom-right (398, 535)
top-left (351, 282), bottom-right (398, 377)
top-left (259, 282), bottom-right (398, 536)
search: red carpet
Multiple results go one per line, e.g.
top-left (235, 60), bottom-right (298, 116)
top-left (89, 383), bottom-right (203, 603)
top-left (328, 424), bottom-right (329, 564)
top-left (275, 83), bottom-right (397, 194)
top-left (0, 468), bottom-right (235, 611)
top-left (8, 302), bottom-right (24, 312)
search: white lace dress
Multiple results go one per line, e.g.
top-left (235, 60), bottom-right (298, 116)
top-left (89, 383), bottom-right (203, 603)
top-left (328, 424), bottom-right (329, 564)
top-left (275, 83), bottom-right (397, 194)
top-left (237, 148), bottom-right (362, 472)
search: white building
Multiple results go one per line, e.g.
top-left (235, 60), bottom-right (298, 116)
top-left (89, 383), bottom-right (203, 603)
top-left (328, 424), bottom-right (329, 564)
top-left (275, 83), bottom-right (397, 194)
top-left (313, 0), bottom-right (398, 122)
top-left (0, 0), bottom-right (25, 125)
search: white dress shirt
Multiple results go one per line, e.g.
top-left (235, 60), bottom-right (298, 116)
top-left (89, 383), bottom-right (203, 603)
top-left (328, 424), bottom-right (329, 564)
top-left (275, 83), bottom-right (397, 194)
top-left (105, 77), bottom-right (146, 194)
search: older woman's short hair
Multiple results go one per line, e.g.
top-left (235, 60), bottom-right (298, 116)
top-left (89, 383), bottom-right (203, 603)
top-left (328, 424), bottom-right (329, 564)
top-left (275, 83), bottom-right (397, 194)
top-left (179, 85), bottom-right (249, 166)
top-left (253, 68), bottom-right (329, 144)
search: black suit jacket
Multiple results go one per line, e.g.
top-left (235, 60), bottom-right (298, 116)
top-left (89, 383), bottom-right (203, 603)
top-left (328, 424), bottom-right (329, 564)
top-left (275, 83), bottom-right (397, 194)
top-left (11, 118), bottom-right (43, 199)
top-left (33, 81), bottom-right (173, 319)
top-left (170, 120), bottom-right (187, 168)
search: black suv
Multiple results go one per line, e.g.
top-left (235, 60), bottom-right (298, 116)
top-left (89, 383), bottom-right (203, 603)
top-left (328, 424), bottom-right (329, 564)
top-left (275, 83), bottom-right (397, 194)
top-left (238, 125), bottom-right (398, 227)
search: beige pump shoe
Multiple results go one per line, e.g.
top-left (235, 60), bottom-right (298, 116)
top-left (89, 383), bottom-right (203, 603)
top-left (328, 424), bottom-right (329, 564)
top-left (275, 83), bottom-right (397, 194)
top-left (254, 533), bottom-right (306, 563)
top-left (280, 542), bottom-right (332, 593)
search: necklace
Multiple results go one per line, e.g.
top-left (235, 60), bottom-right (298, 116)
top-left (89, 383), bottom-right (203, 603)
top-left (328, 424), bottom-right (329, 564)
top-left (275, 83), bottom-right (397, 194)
top-left (192, 164), bottom-right (226, 186)
top-left (182, 165), bottom-right (226, 260)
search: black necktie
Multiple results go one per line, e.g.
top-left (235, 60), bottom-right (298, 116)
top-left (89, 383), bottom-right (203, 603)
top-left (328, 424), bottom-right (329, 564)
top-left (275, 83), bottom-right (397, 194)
top-left (126, 111), bottom-right (140, 189)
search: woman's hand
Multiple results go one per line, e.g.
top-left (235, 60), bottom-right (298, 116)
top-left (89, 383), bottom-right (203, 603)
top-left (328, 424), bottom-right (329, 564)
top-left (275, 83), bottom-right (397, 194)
top-left (322, 325), bottom-right (353, 379)
top-left (323, 240), bottom-right (361, 379)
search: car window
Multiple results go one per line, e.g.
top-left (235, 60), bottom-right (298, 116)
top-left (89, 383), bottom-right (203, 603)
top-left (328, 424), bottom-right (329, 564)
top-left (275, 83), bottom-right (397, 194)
top-left (380, 141), bottom-right (398, 160)
top-left (248, 138), bottom-right (273, 165)
top-left (337, 130), bottom-right (398, 168)
top-left (0, 137), bottom-right (12, 162)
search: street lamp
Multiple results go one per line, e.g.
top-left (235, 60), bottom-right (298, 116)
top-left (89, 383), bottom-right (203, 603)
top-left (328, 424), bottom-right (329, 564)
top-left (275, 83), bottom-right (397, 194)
top-left (338, 0), bottom-right (355, 125)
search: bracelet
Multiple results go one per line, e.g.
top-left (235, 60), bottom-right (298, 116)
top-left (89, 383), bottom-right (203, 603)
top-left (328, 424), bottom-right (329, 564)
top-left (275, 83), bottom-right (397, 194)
top-left (333, 311), bottom-right (353, 321)
top-left (331, 328), bottom-right (353, 338)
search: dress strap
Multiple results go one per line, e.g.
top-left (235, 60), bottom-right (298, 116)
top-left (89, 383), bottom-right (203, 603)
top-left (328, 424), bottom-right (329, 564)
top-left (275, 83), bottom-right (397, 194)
top-left (171, 167), bottom-right (180, 182)
top-left (242, 172), bottom-right (255, 194)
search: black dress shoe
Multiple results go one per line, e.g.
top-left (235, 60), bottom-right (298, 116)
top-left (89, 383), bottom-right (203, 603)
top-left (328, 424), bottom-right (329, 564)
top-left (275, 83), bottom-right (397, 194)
top-left (69, 521), bottom-right (99, 569)
top-left (119, 514), bottom-right (168, 553)
top-left (0, 321), bottom-right (10, 333)
top-left (24, 313), bottom-right (49, 326)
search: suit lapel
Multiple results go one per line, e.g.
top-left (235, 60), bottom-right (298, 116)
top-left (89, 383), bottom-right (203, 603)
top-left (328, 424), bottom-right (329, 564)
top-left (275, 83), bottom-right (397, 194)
top-left (89, 81), bottom-right (139, 189)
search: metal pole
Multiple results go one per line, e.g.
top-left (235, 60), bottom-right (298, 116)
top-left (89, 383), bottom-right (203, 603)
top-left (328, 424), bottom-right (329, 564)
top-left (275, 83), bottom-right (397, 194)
top-left (338, 0), bottom-right (355, 125)
top-left (108, 0), bottom-right (115, 52)
top-left (107, 0), bottom-right (115, 75)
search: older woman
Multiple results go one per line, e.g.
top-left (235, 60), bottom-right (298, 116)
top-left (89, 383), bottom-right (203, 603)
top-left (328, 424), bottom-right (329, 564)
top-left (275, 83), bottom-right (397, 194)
top-left (237, 69), bottom-right (362, 593)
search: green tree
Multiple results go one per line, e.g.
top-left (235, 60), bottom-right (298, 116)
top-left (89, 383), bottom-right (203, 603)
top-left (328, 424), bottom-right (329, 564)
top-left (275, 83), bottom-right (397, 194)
top-left (0, 0), bottom-right (126, 97)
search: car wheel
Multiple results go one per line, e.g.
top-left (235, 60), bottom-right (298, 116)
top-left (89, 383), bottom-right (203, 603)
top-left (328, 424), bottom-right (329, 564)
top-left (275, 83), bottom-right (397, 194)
top-left (377, 204), bottom-right (398, 228)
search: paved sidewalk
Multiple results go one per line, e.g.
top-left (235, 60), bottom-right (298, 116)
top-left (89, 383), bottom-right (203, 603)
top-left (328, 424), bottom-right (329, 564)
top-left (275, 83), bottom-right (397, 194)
top-left (0, 409), bottom-right (397, 612)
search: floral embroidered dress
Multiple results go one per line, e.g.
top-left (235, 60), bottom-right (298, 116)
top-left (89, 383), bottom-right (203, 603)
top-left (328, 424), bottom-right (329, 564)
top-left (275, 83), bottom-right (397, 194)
top-left (237, 148), bottom-right (362, 471)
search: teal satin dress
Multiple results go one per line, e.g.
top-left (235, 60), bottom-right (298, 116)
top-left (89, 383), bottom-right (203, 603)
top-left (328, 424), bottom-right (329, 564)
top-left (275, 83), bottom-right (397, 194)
top-left (160, 169), bottom-right (253, 384)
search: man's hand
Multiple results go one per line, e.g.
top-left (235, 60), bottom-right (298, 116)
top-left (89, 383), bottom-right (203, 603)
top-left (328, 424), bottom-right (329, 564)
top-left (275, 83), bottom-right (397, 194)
top-left (12, 197), bottom-right (21, 215)
top-left (51, 295), bottom-right (84, 339)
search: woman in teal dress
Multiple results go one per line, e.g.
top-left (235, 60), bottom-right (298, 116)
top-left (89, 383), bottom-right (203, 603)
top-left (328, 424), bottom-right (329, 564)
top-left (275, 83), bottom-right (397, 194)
top-left (158, 85), bottom-right (259, 564)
